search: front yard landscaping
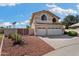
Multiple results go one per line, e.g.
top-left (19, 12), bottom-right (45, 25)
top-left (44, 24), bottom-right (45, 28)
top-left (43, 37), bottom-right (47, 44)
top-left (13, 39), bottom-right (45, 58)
top-left (1, 36), bottom-right (55, 56)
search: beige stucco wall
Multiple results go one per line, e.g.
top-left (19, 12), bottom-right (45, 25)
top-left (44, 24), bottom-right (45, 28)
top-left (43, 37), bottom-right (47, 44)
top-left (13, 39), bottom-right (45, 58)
top-left (31, 21), bottom-right (35, 29)
top-left (35, 24), bottom-right (64, 29)
top-left (33, 12), bottom-right (59, 24)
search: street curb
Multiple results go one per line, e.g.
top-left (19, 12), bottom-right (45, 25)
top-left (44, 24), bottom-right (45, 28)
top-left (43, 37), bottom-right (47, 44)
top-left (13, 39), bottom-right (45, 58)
top-left (0, 35), bottom-right (4, 56)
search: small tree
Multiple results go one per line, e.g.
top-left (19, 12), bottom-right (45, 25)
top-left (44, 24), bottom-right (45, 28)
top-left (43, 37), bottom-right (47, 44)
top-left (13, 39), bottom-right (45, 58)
top-left (62, 15), bottom-right (78, 29)
top-left (8, 25), bottom-right (11, 28)
top-left (0, 26), bottom-right (4, 28)
top-left (75, 15), bottom-right (79, 22)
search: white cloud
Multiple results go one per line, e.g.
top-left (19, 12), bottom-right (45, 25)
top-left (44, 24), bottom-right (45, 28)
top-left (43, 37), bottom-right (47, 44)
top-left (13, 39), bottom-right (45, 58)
top-left (46, 3), bottom-right (57, 8)
top-left (16, 20), bottom-right (30, 25)
top-left (0, 19), bottom-right (30, 27)
top-left (0, 23), bottom-right (4, 27)
top-left (0, 22), bottom-right (12, 27)
top-left (46, 4), bottom-right (77, 15)
top-left (65, 9), bottom-right (77, 15)
top-left (0, 3), bottom-right (17, 7)
top-left (25, 20), bottom-right (30, 24)
top-left (3, 22), bottom-right (12, 26)
top-left (59, 19), bottom-right (62, 22)
top-left (76, 4), bottom-right (79, 9)
top-left (16, 22), bottom-right (19, 25)
top-left (0, 20), bottom-right (30, 27)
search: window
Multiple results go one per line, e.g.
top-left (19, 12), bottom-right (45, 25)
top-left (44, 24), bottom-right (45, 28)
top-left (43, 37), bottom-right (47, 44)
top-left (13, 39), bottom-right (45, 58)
top-left (52, 18), bottom-right (56, 23)
top-left (41, 15), bottom-right (47, 21)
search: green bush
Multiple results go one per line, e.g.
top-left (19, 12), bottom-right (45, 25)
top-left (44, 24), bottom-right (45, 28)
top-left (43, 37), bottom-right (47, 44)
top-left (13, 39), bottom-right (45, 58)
top-left (68, 31), bottom-right (78, 36)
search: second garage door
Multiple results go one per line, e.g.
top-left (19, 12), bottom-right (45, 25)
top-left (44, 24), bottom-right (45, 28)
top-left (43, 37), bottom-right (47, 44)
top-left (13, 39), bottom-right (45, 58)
top-left (47, 29), bottom-right (63, 35)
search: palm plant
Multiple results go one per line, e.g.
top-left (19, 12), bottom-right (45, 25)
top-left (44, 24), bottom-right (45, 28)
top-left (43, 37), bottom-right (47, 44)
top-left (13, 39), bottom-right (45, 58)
top-left (12, 22), bottom-right (16, 28)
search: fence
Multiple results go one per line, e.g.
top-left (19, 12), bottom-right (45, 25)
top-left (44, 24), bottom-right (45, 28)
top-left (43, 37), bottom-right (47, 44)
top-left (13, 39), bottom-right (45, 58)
top-left (17, 28), bottom-right (29, 35)
top-left (1, 28), bottom-right (34, 36)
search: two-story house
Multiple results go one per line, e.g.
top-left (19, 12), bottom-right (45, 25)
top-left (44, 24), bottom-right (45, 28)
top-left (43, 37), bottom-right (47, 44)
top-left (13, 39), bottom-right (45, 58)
top-left (30, 10), bottom-right (65, 36)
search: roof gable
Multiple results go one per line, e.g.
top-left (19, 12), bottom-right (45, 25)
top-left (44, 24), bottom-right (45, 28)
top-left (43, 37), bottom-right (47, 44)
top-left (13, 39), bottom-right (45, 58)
top-left (30, 10), bottom-right (60, 24)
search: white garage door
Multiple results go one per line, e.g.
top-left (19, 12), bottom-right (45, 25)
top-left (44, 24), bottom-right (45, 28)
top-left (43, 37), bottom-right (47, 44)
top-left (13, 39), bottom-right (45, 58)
top-left (36, 29), bottom-right (46, 36)
top-left (47, 29), bottom-right (63, 35)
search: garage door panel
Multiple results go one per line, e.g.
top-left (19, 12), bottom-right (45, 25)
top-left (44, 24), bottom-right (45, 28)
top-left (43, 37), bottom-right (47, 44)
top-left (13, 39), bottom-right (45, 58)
top-left (47, 29), bottom-right (63, 35)
top-left (36, 29), bottom-right (46, 36)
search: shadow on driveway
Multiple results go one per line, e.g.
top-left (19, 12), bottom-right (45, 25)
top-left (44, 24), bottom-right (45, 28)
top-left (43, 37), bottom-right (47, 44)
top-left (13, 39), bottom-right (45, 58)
top-left (40, 35), bottom-right (77, 39)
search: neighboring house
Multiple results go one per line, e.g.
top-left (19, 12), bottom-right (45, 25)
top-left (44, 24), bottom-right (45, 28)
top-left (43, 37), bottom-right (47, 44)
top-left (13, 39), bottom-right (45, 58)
top-left (69, 23), bottom-right (79, 34)
top-left (69, 22), bottom-right (79, 28)
top-left (30, 10), bottom-right (65, 36)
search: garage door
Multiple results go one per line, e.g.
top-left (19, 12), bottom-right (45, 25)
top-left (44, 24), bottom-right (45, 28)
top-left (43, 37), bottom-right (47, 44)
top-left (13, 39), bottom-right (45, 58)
top-left (36, 29), bottom-right (46, 36)
top-left (47, 29), bottom-right (63, 35)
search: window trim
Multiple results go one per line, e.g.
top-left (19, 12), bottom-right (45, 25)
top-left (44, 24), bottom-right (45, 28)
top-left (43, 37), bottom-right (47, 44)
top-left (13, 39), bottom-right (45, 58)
top-left (41, 14), bottom-right (47, 21)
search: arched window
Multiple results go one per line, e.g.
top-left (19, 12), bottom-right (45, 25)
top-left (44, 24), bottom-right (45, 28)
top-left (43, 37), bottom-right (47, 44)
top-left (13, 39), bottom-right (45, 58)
top-left (52, 18), bottom-right (56, 23)
top-left (41, 15), bottom-right (47, 21)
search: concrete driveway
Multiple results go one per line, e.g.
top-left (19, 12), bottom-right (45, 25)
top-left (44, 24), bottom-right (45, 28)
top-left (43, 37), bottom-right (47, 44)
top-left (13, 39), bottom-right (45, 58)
top-left (38, 35), bottom-right (79, 56)
top-left (44, 44), bottom-right (79, 56)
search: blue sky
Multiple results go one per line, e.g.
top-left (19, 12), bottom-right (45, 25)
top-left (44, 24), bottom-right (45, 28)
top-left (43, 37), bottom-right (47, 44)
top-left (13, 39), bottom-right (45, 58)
top-left (0, 3), bottom-right (79, 28)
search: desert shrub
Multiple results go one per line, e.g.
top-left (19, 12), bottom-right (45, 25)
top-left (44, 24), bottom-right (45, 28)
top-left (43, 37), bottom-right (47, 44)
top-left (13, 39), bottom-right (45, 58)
top-left (68, 31), bottom-right (78, 36)
top-left (13, 34), bottom-right (23, 45)
top-left (8, 33), bottom-right (17, 40)
top-left (9, 33), bottom-right (23, 45)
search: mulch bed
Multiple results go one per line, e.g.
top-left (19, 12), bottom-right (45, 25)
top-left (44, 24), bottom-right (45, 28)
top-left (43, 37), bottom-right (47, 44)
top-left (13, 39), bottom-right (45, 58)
top-left (1, 36), bottom-right (55, 56)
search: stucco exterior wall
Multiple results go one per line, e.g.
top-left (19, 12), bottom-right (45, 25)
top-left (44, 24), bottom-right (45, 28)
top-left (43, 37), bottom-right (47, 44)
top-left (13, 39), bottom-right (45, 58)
top-left (35, 24), bottom-right (64, 29)
top-left (33, 12), bottom-right (59, 24)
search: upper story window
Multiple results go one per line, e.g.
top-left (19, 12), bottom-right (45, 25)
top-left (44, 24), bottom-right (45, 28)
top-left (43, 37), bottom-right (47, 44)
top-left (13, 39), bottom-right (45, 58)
top-left (52, 18), bottom-right (56, 23)
top-left (41, 15), bottom-right (47, 21)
